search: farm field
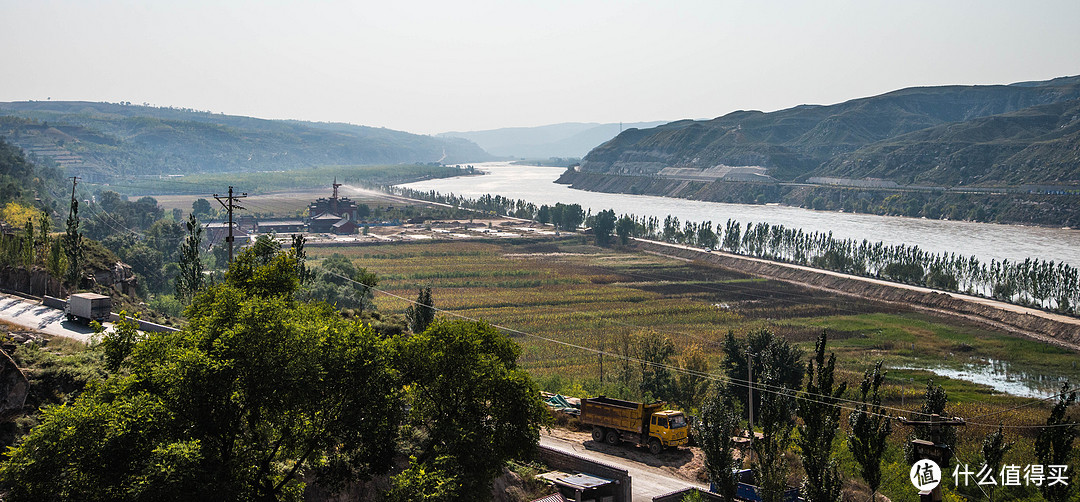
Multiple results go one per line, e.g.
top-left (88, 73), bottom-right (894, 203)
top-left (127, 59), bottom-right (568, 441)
top-left (309, 236), bottom-right (1080, 501)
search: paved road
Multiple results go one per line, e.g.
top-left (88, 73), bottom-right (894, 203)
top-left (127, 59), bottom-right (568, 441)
top-left (539, 433), bottom-right (707, 501)
top-left (0, 293), bottom-right (103, 342)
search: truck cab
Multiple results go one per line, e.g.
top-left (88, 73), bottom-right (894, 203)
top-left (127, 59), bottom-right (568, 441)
top-left (649, 409), bottom-right (689, 452)
top-left (580, 396), bottom-right (689, 455)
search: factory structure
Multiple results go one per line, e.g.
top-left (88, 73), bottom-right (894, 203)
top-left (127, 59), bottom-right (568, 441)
top-left (305, 179), bottom-right (360, 234)
top-left (204, 179), bottom-right (365, 241)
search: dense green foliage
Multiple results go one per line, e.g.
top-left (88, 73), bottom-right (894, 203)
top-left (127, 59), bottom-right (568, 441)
top-left (299, 253), bottom-right (379, 312)
top-left (591, 209), bottom-right (616, 246)
top-left (404, 287), bottom-right (434, 334)
top-left (0, 242), bottom-right (544, 501)
top-left (721, 329), bottom-right (804, 421)
top-left (2, 244), bottom-right (404, 501)
top-left (848, 361), bottom-right (892, 500)
top-left (393, 319), bottom-right (546, 497)
top-left (795, 332), bottom-right (846, 502)
top-left (174, 214), bottom-right (204, 304)
top-left (904, 380), bottom-right (958, 466)
top-left (0, 137), bottom-right (61, 209)
top-left (695, 384), bottom-right (743, 501)
top-left (0, 102), bottom-right (491, 176)
top-left (634, 330), bottom-right (676, 402)
top-left (1034, 382), bottom-right (1078, 502)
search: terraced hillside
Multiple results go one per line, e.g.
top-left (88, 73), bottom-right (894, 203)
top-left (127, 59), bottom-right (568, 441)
top-left (580, 76), bottom-right (1080, 187)
top-left (0, 101), bottom-right (493, 177)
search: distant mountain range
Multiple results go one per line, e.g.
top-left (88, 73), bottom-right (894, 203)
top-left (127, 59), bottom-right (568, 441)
top-left (438, 121), bottom-right (668, 159)
top-left (0, 101), bottom-right (493, 177)
top-left (580, 76), bottom-right (1080, 187)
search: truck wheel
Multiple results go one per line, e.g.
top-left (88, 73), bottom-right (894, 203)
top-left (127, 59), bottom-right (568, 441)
top-left (648, 438), bottom-right (663, 455)
top-left (591, 428), bottom-right (604, 442)
top-left (605, 429), bottom-right (620, 445)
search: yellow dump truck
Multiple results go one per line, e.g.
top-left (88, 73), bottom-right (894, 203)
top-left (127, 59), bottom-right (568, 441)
top-left (580, 396), bottom-right (688, 454)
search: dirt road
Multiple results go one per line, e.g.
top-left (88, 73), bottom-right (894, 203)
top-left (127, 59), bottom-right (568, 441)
top-left (540, 428), bottom-right (708, 501)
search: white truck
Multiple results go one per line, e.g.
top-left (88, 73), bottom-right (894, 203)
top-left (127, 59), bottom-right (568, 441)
top-left (65, 293), bottom-right (112, 323)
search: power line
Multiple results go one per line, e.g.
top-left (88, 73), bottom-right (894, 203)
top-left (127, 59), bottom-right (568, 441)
top-left (213, 187), bottom-right (246, 264)
top-left (318, 268), bottom-right (1079, 429)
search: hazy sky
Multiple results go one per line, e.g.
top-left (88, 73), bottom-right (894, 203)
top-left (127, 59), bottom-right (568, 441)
top-left (4, 0), bottom-right (1078, 135)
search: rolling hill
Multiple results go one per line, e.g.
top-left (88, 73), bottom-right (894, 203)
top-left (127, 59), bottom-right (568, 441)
top-left (0, 101), bottom-right (493, 177)
top-left (438, 121), bottom-right (668, 159)
top-left (579, 76), bottom-right (1080, 186)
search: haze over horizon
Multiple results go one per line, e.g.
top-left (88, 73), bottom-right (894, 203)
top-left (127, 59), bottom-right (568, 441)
top-left (3, 0), bottom-right (1079, 136)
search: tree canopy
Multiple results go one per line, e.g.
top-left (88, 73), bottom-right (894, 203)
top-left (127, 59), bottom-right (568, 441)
top-left (393, 319), bottom-right (546, 497)
top-left (1, 244), bottom-right (401, 501)
top-left (1, 241), bottom-right (545, 501)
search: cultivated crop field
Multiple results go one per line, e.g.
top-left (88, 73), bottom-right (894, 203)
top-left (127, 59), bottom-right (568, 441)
top-left (310, 236), bottom-right (1080, 501)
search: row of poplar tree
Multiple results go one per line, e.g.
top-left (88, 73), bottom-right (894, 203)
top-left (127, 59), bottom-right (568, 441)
top-left (390, 186), bottom-right (1080, 315)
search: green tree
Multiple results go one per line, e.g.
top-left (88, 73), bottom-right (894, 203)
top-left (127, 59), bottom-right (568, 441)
top-left (695, 383), bottom-right (743, 502)
top-left (96, 312), bottom-right (143, 372)
top-left (537, 205), bottom-right (550, 225)
top-left (722, 329), bottom-right (804, 423)
top-left (21, 219), bottom-right (33, 268)
top-left (290, 234), bottom-right (313, 285)
top-left (302, 253), bottom-right (379, 312)
top-left (981, 424), bottom-right (1013, 502)
top-left (635, 330), bottom-right (676, 401)
top-left (752, 362), bottom-right (797, 502)
top-left (191, 198), bottom-right (214, 219)
top-left (848, 361), bottom-right (892, 501)
top-left (36, 211), bottom-right (50, 266)
top-left (796, 331), bottom-right (846, 502)
top-left (394, 319), bottom-right (546, 496)
top-left (63, 198), bottom-right (84, 287)
top-left (615, 215), bottom-right (636, 246)
top-left (175, 214), bottom-right (204, 305)
top-left (1, 244), bottom-right (403, 501)
top-left (592, 209), bottom-right (616, 247)
top-left (904, 380), bottom-right (958, 466)
top-left (553, 203), bottom-right (583, 231)
top-left (405, 287), bottom-right (435, 334)
top-left (46, 239), bottom-right (66, 294)
top-left (1034, 381), bottom-right (1077, 502)
top-left (387, 455), bottom-right (462, 502)
top-left (673, 343), bottom-right (709, 412)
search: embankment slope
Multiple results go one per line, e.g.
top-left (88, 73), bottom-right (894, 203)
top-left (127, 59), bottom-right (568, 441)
top-left (633, 239), bottom-right (1080, 350)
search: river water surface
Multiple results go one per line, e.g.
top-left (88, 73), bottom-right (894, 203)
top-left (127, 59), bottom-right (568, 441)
top-left (401, 162), bottom-right (1080, 268)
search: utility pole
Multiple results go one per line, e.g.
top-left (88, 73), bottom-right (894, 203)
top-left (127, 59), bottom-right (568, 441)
top-left (747, 351), bottom-right (754, 457)
top-left (213, 186), bottom-right (246, 264)
top-left (68, 176), bottom-right (80, 219)
top-left (899, 413), bottom-right (967, 502)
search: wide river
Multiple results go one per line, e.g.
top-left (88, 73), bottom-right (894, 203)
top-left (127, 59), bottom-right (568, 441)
top-left (400, 162), bottom-right (1080, 268)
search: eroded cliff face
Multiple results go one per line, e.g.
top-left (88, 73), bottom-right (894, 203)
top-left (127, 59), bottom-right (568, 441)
top-left (0, 267), bottom-right (65, 298)
top-left (0, 261), bottom-right (136, 298)
top-left (0, 348), bottom-right (28, 420)
top-left (93, 261), bottom-right (137, 297)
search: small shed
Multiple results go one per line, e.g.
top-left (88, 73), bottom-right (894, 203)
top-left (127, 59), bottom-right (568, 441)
top-left (331, 219), bottom-right (358, 235)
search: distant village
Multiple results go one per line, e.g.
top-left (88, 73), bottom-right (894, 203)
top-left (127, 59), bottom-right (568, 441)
top-left (203, 180), bottom-right (367, 243)
top-left (203, 180), bottom-right (558, 245)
